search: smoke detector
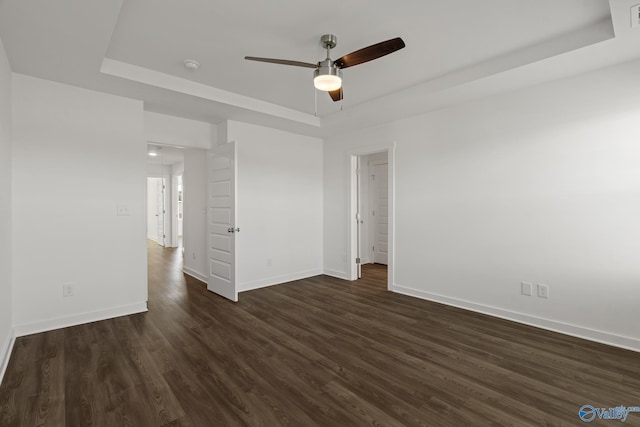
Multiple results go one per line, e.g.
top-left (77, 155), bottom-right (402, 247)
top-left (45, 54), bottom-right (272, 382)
top-left (184, 59), bottom-right (200, 71)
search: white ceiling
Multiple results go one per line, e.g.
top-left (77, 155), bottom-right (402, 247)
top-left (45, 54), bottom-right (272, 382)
top-left (147, 144), bottom-right (184, 167)
top-left (2, 0), bottom-right (640, 138)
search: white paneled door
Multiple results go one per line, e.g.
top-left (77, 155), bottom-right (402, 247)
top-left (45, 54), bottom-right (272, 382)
top-left (373, 163), bottom-right (388, 265)
top-left (207, 142), bottom-right (238, 302)
top-left (156, 177), bottom-right (165, 247)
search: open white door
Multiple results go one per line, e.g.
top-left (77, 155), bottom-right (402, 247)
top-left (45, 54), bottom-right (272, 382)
top-left (356, 157), bottom-right (363, 279)
top-left (373, 163), bottom-right (389, 265)
top-left (206, 142), bottom-right (238, 302)
top-left (156, 178), bottom-right (166, 247)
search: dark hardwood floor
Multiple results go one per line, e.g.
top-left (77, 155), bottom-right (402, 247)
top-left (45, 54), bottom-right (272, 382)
top-left (1, 242), bottom-right (640, 426)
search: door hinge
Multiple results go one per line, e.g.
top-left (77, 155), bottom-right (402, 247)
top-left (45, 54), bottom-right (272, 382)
top-left (372, 246), bottom-right (375, 252)
top-left (372, 210), bottom-right (375, 217)
top-left (356, 257), bottom-right (361, 264)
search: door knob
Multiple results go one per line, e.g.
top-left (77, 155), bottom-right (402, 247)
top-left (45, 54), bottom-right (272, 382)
top-left (227, 227), bottom-right (240, 233)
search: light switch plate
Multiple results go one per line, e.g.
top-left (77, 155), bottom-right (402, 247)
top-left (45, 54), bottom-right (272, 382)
top-left (116, 204), bottom-right (130, 216)
top-left (632, 4), bottom-right (640, 28)
top-left (521, 282), bottom-right (532, 296)
top-left (63, 284), bottom-right (74, 297)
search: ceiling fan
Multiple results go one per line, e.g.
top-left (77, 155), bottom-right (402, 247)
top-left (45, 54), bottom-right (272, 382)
top-left (245, 34), bottom-right (405, 102)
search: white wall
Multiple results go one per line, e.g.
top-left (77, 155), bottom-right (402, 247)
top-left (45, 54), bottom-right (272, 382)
top-left (324, 59), bottom-right (640, 351)
top-left (172, 161), bottom-right (184, 177)
top-left (145, 111), bottom-right (215, 149)
top-left (223, 121), bottom-right (323, 291)
top-left (182, 149), bottom-right (207, 281)
top-left (12, 74), bottom-right (148, 334)
top-left (0, 37), bottom-right (13, 382)
top-left (147, 163), bottom-right (172, 177)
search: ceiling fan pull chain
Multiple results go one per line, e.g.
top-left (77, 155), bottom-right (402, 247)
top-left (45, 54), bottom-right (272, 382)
top-left (314, 86), bottom-right (318, 117)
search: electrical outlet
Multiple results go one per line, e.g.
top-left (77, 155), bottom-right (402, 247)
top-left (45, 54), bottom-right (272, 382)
top-left (537, 283), bottom-right (549, 299)
top-left (63, 284), bottom-right (74, 297)
top-left (521, 282), bottom-right (532, 296)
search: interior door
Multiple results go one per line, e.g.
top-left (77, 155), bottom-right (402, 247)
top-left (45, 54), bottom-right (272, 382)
top-left (156, 178), bottom-right (165, 247)
top-left (177, 175), bottom-right (183, 244)
top-left (373, 163), bottom-right (388, 265)
top-left (207, 142), bottom-right (238, 302)
top-left (356, 157), bottom-right (362, 279)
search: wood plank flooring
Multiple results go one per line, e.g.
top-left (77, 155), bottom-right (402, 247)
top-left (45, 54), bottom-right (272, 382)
top-left (2, 241), bottom-right (640, 426)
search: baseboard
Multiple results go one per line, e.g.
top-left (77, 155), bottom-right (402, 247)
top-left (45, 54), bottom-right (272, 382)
top-left (239, 269), bottom-right (322, 292)
top-left (322, 269), bottom-right (350, 280)
top-left (13, 302), bottom-right (148, 338)
top-left (183, 267), bottom-right (207, 283)
top-left (392, 284), bottom-right (640, 353)
top-left (0, 328), bottom-right (16, 386)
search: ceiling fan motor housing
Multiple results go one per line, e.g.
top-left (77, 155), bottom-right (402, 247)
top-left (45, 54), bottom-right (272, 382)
top-left (320, 34), bottom-right (338, 50)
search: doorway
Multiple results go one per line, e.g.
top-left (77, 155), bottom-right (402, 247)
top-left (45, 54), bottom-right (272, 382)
top-left (349, 145), bottom-right (395, 289)
top-left (147, 144), bottom-right (185, 249)
top-left (360, 152), bottom-right (389, 269)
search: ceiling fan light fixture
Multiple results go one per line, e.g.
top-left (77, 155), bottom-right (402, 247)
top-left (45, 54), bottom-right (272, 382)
top-left (314, 62), bottom-right (342, 91)
top-left (314, 73), bottom-right (342, 91)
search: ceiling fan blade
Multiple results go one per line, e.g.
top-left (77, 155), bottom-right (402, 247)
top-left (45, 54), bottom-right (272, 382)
top-left (328, 87), bottom-right (343, 102)
top-left (244, 56), bottom-right (318, 69)
top-left (334, 37), bottom-right (405, 69)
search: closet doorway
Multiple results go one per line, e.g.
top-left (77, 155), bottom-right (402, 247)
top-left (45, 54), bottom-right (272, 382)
top-left (349, 145), bottom-right (395, 289)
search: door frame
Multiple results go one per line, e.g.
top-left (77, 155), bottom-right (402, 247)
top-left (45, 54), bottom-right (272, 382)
top-left (348, 142), bottom-right (395, 290)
